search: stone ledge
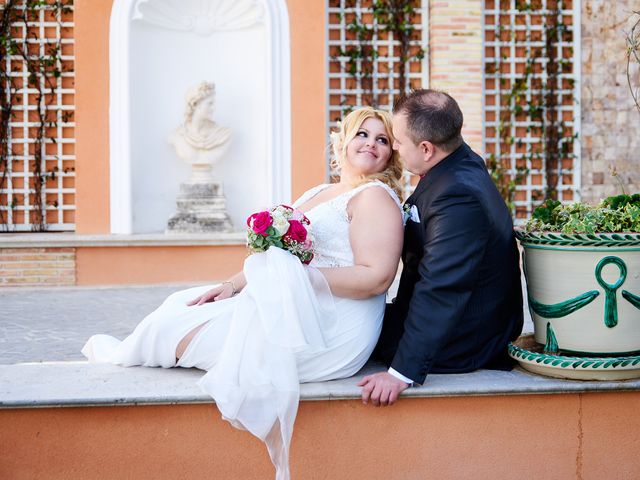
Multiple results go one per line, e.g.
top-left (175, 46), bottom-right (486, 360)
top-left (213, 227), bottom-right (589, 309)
top-left (0, 232), bottom-right (247, 248)
top-left (2, 360), bottom-right (640, 409)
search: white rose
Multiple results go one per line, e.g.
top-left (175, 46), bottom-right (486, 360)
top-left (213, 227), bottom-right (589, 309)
top-left (272, 215), bottom-right (290, 236)
top-left (273, 205), bottom-right (291, 217)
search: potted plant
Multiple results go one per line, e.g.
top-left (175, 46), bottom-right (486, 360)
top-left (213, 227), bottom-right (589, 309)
top-left (510, 195), bottom-right (640, 379)
top-left (508, 11), bottom-right (640, 380)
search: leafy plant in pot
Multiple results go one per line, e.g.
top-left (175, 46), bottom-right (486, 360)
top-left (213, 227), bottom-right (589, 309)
top-left (511, 195), bottom-right (640, 380)
top-left (509, 13), bottom-right (640, 380)
top-left (510, 194), bottom-right (640, 379)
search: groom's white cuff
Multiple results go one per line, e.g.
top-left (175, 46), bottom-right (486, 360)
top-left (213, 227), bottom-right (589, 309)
top-left (388, 367), bottom-right (414, 386)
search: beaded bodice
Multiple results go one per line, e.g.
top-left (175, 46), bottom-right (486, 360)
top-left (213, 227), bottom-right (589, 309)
top-left (293, 181), bottom-right (401, 268)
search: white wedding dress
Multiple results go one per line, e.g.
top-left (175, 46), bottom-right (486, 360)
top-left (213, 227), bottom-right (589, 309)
top-left (82, 180), bottom-right (401, 479)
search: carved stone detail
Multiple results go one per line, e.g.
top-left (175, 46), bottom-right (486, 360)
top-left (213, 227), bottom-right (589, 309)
top-left (166, 182), bottom-right (233, 233)
top-left (132, 0), bottom-right (264, 35)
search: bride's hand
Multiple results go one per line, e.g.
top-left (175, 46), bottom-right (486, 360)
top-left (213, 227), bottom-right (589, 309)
top-left (186, 283), bottom-right (234, 306)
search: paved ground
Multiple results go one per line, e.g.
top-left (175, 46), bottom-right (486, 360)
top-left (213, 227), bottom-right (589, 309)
top-left (0, 281), bottom-right (532, 365)
top-left (0, 284), bottom-right (199, 364)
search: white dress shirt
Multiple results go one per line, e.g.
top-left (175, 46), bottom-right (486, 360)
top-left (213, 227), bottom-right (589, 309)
top-left (388, 367), bottom-right (415, 386)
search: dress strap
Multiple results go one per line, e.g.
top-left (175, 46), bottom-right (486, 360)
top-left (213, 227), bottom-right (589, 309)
top-left (343, 180), bottom-right (402, 210)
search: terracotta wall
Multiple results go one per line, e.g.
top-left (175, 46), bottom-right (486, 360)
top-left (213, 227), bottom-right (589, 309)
top-left (74, 0), bottom-right (112, 234)
top-left (75, 245), bottom-right (244, 285)
top-left (2, 392), bottom-right (640, 479)
top-left (288, 0), bottom-right (327, 200)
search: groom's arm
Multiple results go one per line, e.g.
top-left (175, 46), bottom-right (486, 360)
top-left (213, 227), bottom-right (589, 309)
top-left (390, 190), bottom-right (489, 384)
top-left (359, 190), bottom-right (489, 405)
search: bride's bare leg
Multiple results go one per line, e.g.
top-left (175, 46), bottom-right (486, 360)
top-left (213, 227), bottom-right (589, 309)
top-left (176, 323), bottom-right (207, 360)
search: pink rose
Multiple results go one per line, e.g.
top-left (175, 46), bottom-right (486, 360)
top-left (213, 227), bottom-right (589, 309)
top-left (284, 219), bottom-right (307, 243)
top-left (247, 211), bottom-right (272, 236)
top-left (291, 208), bottom-right (310, 224)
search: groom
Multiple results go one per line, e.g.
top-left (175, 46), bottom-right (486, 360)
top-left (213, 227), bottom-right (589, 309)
top-left (359, 89), bottom-right (523, 405)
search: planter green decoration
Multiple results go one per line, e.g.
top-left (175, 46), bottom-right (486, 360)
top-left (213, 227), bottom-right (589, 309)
top-left (511, 195), bottom-right (640, 380)
top-left (517, 229), bottom-right (640, 355)
top-left (509, 335), bottom-right (640, 381)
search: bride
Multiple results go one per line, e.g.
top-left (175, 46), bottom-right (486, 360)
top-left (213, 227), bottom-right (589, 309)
top-left (82, 107), bottom-right (405, 479)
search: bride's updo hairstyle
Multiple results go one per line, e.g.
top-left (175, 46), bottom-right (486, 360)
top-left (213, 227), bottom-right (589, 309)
top-left (330, 107), bottom-right (404, 201)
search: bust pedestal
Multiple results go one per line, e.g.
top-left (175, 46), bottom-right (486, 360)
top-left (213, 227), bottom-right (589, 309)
top-left (166, 182), bottom-right (233, 233)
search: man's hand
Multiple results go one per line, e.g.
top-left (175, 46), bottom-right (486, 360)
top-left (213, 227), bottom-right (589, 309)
top-left (357, 371), bottom-right (409, 407)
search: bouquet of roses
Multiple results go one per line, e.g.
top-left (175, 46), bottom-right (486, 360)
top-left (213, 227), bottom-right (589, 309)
top-left (246, 205), bottom-right (314, 264)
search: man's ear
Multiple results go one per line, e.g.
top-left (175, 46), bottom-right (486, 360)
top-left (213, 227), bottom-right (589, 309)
top-left (420, 141), bottom-right (435, 161)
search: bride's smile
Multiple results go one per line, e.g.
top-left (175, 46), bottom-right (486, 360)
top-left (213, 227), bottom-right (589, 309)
top-left (343, 117), bottom-right (392, 177)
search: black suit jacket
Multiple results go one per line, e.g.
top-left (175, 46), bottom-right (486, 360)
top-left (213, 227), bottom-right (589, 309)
top-left (375, 143), bottom-right (523, 384)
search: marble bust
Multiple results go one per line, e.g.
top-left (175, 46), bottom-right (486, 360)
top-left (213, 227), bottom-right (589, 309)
top-left (169, 81), bottom-right (232, 183)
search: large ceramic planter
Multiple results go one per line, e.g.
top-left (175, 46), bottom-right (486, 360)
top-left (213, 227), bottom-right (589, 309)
top-left (516, 230), bottom-right (640, 355)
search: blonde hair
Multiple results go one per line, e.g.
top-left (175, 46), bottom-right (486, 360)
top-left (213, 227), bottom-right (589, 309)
top-left (329, 107), bottom-right (404, 201)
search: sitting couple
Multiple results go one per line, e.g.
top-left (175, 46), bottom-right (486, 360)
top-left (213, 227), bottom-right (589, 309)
top-left (83, 89), bottom-right (523, 480)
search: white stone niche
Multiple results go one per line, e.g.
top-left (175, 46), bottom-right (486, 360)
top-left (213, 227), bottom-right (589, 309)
top-left (109, 0), bottom-right (291, 234)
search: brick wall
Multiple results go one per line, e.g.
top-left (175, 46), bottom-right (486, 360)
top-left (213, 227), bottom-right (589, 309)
top-left (429, 0), bottom-right (483, 153)
top-left (0, 248), bottom-right (75, 287)
top-left (581, 0), bottom-right (640, 203)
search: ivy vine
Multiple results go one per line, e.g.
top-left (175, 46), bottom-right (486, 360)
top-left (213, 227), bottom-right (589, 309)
top-left (486, 0), bottom-right (577, 217)
top-left (332, 0), bottom-right (424, 114)
top-left (627, 11), bottom-right (640, 115)
top-left (0, 0), bottom-right (73, 231)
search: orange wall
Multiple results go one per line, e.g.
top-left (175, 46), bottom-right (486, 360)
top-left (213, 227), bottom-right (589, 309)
top-left (76, 245), bottom-right (246, 285)
top-left (75, 0), bottom-right (112, 234)
top-left (2, 392), bottom-right (640, 479)
top-left (74, 0), bottom-right (327, 234)
top-left (288, 0), bottom-right (327, 199)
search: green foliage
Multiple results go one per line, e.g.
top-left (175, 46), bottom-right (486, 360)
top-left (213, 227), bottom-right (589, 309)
top-left (486, 153), bottom-right (528, 213)
top-left (531, 198), bottom-right (561, 224)
top-left (525, 194), bottom-right (640, 234)
top-left (247, 229), bottom-right (286, 251)
top-left (602, 194), bottom-right (640, 210)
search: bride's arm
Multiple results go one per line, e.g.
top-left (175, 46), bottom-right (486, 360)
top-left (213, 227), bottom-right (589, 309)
top-left (318, 186), bottom-right (403, 299)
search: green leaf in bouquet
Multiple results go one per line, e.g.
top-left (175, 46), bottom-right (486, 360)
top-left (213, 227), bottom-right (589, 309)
top-left (265, 226), bottom-right (277, 237)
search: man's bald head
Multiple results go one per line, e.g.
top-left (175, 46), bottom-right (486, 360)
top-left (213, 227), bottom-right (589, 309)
top-left (393, 89), bottom-right (464, 153)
